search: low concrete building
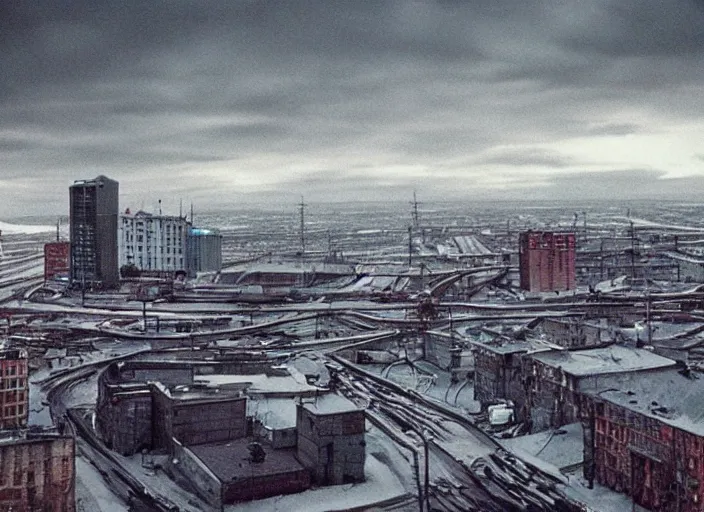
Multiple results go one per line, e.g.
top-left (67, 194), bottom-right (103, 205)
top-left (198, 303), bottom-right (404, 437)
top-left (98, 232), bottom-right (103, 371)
top-left (472, 338), bottom-right (546, 419)
top-left (523, 345), bottom-right (676, 433)
top-left (296, 394), bottom-right (365, 485)
top-left (96, 361), bottom-right (194, 455)
top-left (151, 382), bottom-right (247, 451)
top-left (539, 317), bottom-right (615, 349)
top-left (0, 428), bottom-right (75, 512)
top-left (179, 438), bottom-right (310, 507)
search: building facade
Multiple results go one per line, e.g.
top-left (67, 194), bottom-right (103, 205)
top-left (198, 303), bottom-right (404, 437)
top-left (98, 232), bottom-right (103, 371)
top-left (296, 395), bottom-right (365, 485)
top-left (0, 348), bottom-right (28, 430)
top-left (187, 228), bottom-right (222, 276)
top-left (0, 430), bottom-right (75, 512)
top-left (69, 175), bottom-right (119, 288)
top-left (43, 242), bottom-right (71, 282)
top-left (119, 210), bottom-right (190, 274)
top-left (581, 369), bottom-right (704, 512)
top-left (519, 231), bottom-right (576, 292)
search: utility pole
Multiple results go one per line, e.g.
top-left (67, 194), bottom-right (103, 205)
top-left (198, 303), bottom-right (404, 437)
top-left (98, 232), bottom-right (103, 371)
top-left (630, 221), bottom-right (636, 281)
top-left (298, 196), bottom-right (306, 255)
top-left (583, 211), bottom-right (588, 241)
top-left (410, 190), bottom-right (420, 229)
top-left (408, 226), bottom-right (413, 267)
top-left (56, 218), bottom-right (60, 241)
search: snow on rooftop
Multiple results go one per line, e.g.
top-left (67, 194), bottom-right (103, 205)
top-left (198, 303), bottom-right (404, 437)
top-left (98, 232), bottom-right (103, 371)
top-left (301, 393), bottom-right (360, 415)
top-left (194, 372), bottom-right (317, 394)
top-left (530, 345), bottom-right (675, 376)
top-left (499, 423), bottom-right (583, 471)
top-left (583, 368), bottom-right (704, 437)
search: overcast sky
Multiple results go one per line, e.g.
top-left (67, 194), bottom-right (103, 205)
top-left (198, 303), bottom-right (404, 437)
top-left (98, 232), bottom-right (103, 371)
top-left (3, 1), bottom-right (704, 217)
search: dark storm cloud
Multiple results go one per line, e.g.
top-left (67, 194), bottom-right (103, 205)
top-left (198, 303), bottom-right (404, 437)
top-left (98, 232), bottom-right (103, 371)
top-left (2, 0), bottom-right (704, 215)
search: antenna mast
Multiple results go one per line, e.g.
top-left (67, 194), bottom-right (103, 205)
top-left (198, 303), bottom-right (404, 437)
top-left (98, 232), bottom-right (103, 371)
top-left (410, 190), bottom-right (420, 228)
top-left (299, 196), bottom-right (306, 254)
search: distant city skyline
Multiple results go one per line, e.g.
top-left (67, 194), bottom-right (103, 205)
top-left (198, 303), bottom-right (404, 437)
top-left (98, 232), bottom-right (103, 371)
top-left (3, 1), bottom-right (704, 217)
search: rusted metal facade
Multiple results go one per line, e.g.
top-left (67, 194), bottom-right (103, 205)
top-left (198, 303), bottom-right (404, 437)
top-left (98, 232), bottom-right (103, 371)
top-left (519, 231), bottom-right (576, 292)
top-left (0, 432), bottom-right (75, 512)
top-left (0, 349), bottom-right (28, 430)
top-left (581, 383), bottom-right (704, 511)
top-left (43, 242), bottom-right (70, 282)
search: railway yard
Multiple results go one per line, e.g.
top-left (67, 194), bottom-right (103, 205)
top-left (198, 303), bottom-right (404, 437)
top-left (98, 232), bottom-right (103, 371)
top-left (3, 201), bottom-right (704, 511)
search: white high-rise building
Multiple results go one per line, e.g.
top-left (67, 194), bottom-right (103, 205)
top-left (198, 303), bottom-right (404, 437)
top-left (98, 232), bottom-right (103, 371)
top-left (119, 210), bottom-right (191, 273)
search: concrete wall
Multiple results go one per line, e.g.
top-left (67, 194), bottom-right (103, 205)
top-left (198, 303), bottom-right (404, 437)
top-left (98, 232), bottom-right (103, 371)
top-left (151, 386), bottom-right (247, 452)
top-left (540, 318), bottom-right (612, 349)
top-left (0, 435), bottom-right (75, 512)
top-left (100, 392), bottom-right (152, 455)
top-left (256, 423), bottom-right (297, 450)
top-left (296, 406), bottom-right (365, 485)
top-left (171, 438), bottom-right (222, 509)
top-left (172, 399), bottom-right (247, 446)
top-left (221, 467), bottom-right (310, 504)
top-left (424, 331), bottom-right (455, 369)
top-left (473, 348), bottom-right (527, 418)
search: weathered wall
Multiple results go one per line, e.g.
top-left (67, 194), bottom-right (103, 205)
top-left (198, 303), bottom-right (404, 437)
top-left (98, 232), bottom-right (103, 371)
top-left (221, 467), bottom-right (310, 503)
top-left (523, 359), bottom-right (582, 433)
top-left (473, 348), bottom-right (527, 418)
top-left (172, 398), bottom-right (247, 446)
top-left (171, 438), bottom-right (222, 508)
top-left (424, 332), bottom-right (455, 369)
top-left (540, 318), bottom-right (611, 349)
top-left (296, 406), bottom-right (365, 485)
top-left (0, 435), bottom-right (75, 512)
top-left (152, 387), bottom-right (247, 452)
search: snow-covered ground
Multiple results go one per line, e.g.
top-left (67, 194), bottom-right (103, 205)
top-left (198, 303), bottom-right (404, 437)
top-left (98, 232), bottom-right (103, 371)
top-left (0, 220), bottom-right (55, 234)
top-left (228, 451), bottom-right (408, 512)
top-left (75, 456), bottom-right (130, 512)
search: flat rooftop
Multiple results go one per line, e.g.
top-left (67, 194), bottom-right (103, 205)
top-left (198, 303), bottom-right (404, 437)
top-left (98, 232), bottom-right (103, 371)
top-left (472, 338), bottom-right (548, 355)
top-left (301, 393), bottom-right (360, 415)
top-left (529, 345), bottom-right (675, 376)
top-left (189, 438), bottom-right (304, 482)
top-left (582, 368), bottom-right (704, 437)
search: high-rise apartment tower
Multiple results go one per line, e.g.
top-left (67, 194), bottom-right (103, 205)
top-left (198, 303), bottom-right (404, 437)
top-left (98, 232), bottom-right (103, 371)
top-left (69, 175), bottom-right (119, 288)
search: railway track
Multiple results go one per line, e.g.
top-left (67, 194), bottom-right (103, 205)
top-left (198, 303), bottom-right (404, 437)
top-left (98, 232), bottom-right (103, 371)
top-left (330, 355), bottom-right (587, 512)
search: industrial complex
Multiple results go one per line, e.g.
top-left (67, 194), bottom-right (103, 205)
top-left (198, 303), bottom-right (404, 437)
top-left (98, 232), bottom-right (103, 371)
top-left (3, 179), bottom-right (704, 511)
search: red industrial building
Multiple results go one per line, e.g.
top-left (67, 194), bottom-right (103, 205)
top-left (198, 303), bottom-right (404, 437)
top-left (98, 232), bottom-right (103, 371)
top-left (0, 348), bottom-right (28, 430)
top-left (0, 429), bottom-right (75, 512)
top-left (519, 231), bottom-right (576, 292)
top-left (44, 241), bottom-right (70, 282)
top-left (582, 369), bottom-right (704, 511)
